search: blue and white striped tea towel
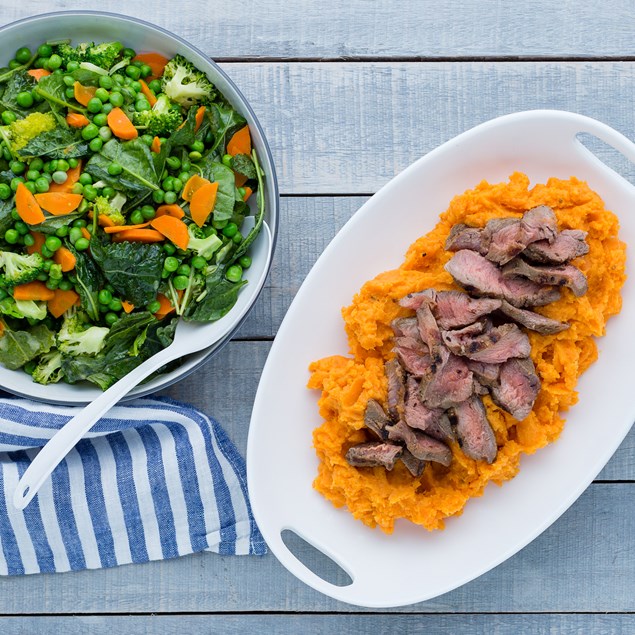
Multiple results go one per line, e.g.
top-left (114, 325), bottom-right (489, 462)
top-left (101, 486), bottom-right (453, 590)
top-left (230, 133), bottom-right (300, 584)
top-left (0, 394), bottom-right (266, 575)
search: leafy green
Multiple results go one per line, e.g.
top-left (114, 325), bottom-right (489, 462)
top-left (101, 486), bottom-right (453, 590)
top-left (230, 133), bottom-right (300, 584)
top-left (90, 237), bottom-right (164, 306)
top-left (208, 101), bottom-right (246, 154)
top-left (0, 71), bottom-right (36, 113)
top-left (33, 211), bottom-right (83, 234)
top-left (185, 265), bottom-right (247, 322)
top-left (234, 149), bottom-right (266, 259)
top-left (231, 153), bottom-right (256, 179)
top-left (198, 160), bottom-right (235, 222)
top-left (34, 74), bottom-right (85, 114)
top-left (18, 127), bottom-right (89, 159)
top-left (71, 247), bottom-right (103, 322)
top-left (0, 197), bottom-right (14, 237)
top-left (0, 323), bottom-right (54, 370)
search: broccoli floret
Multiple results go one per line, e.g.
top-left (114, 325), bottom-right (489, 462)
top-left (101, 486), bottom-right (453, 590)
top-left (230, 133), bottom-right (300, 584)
top-left (2, 112), bottom-right (56, 152)
top-left (55, 41), bottom-right (91, 65)
top-left (162, 54), bottom-right (215, 107)
top-left (133, 94), bottom-right (183, 137)
top-left (0, 252), bottom-right (44, 285)
top-left (187, 225), bottom-right (223, 260)
top-left (85, 41), bottom-right (124, 70)
top-left (14, 300), bottom-right (47, 321)
top-left (92, 194), bottom-right (126, 226)
top-left (57, 309), bottom-right (109, 356)
top-left (32, 349), bottom-right (64, 385)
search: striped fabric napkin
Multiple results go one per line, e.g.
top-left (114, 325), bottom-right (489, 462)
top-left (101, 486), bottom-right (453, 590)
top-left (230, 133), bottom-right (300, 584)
top-left (0, 394), bottom-right (266, 575)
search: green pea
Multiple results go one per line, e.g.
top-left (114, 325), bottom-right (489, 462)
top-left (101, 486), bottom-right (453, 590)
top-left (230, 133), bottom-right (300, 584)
top-left (171, 178), bottom-right (182, 193)
top-left (163, 191), bottom-right (177, 204)
top-left (65, 87), bottom-right (76, 99)
top-left (69, 227), bottom-right (83, 243)
top-left (104, 312), bottom-right (118, 325)
top-left (147, 299), bottom-right (162, 314)
top-left (0, 183), bottom-right (11, 200)
top-left (222, 222), bottom-right (238, 238)
top-left (15, 47), bottom-right (31, 64)
top-left (4, 228), bottom-right (19, 244)
top-left (63, 74), bottom-right (75, 87)
top-left (66, 60), bottom-right (80, 72)
top-left (8, 60), bottom-right (21, 70)
top-left (74, 237), bottom-right (90, 251)
top-left (47, 54), bottom-right (62, 70)
top-left (78, 173), bottom-right (92, 185)
top-left (55, 226), bottom-right (69, 237)
top-left (15, 221), bottom-right (29, 235)
top-left (23, 233), bottom-right (35, 247)
top-left (30, 158), bottom-right (44, 171)
top-left (141, 205), bottom-right (155, 220)
top-left (140, 134), bottom-right (154, 147)
top-left (52, 171), bottom-right (68, 184)
top-left (109, 91), bottom-right (124, 107)
top-left (1, 111), bottom-right (16, 125)
top-left (191, 256), bottom-right (207, 270)
top-left (112, 73), bottom-right (125, 85)
top-left (24, 181), bottom-right (36, 194)
top-left (204, 130), bottom-right (214, 144)
top-left (83, 184), bottom-right (98, 201)
top-left (98, 289), bottom-right (112, 305)
top-left (135, 99), bottom-right (150, 112)
top-left (10, 177), bottom-right (24, 191)
top-left (10, 160), bottom-right (25, 174)
top-left (139, 64), bottom-right (152, 78)
top-left (42, 260), bottom-right (52, 272)
top-left (99, 75), bottom-right (114, 90)
top-left (72, 218), bottom-right (87, 228)
top-left (166, 156), bottom-right (181, 171)
top-left (232, 231), bottom-right (243, 244)
top-left (176, 264), bottom-right (191, 276)
top-left (93, 114), bottom-right (108, 127)
top-left (23, 360), bottom-right (37, 375)
top-left (95, 87), bottom-right (110, 102)
top-left (44, 235), bottom-right (61, 252)
top-left (172, 275), bottom-right (189, 290)
top-left (108, 162), bottom-right (123, 176)
top-left (177, 171), bottom-right (190, 183)
top-left (225, 265), bottom-right (243, 283)
top-left (102, 186), bottom-right (115, 199)
top-left (25, 169), bottom-right (39, 182)
top-left (34, 177), bottom-right (50, 193)
top-left (162, 176), bottom-right (174, 191)
top-left (181, 161), bottom-right (191, 172)
top-left (190, 140), bottom-right (205, 153)
top-left (68, 158), bottom-right (78, 168)
top-left (188, 151), bottom-right (202, 162)
top-left (152, 190), bottom-right (165, 204)
top-left (162, 243), bottom-right (176, 255)
top-left (148, 79), bottom-right (162, 93)
top-left (122, 47), bottom-right (136, 59)
top-left (222, 154), bottom-right (233, 168)
top-left (108, 298), bottom-right (122, 312)
top-left (89, 137), bottom-right (103, 152)
top-left (130, 81), bottom-right (142, 93)
top-left (213, 219), bottom-right (228, 230)
top-left (57, 159), bottom-right (70, 172)
top-left (101, 102), bottom-right (113, 115)
top-left (41, 245), bottom-right (53, 258)
top-left (45, 278), bottom-right (60, 290)
top-left (81, 123), bottom-right (99, 140)
top-left (87, 97), bottom-right (103, 113)
top-left (129, 209), bottom-right (144, 225)
top-left (58, 279), bottom-right (73, 291)
top-left (37, 44), bottom-right (52, 57)
top-left (125, 65), bottom-right (141, 80)
top-left (37, 272), bottom-right (49, 281)
top-left (98, 126), bottom-right (112, 142)
top-left (163, 256), bottom-right (179, 272)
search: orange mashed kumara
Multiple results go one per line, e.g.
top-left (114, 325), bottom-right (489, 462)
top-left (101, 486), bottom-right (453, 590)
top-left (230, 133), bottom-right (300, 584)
top-left (308, 172), bottom-right (626, 533)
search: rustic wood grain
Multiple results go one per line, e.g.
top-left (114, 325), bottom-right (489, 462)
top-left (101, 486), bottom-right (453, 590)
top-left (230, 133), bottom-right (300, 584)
top-left (2, 1), bottom-right (635, 59)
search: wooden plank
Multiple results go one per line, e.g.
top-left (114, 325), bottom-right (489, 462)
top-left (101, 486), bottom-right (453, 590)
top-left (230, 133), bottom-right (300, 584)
top-left (220, 61), bottom-right (635, 194)
top-left (2, 1), bottom-right (635, 59)
top-left (0, 614), bottom-right (633, 634)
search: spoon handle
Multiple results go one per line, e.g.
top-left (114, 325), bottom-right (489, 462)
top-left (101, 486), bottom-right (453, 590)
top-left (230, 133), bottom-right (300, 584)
top-left (13, 344), bottom-right (176, 510)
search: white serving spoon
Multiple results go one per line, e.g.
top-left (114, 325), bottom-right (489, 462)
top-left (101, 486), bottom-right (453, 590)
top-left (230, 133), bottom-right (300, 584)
top-left (13, 221), bottom-right (272, 510)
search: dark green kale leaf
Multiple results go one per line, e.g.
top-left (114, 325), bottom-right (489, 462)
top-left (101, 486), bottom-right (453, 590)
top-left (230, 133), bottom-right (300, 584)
top-left (71, 246), bottom-right (103, 322)
top-left (198, 159), bottom-right (235, 223)
top-left (18, 127), bottom-right (89, 159)
top-left (208, 101), bottom-right (246, 154)
top-left (185, 265), bottom-right (247, 322)
top-left (90, 237), bottom-right (164, 306)
top-left (34, 74), bottom-right (85, 120)
top-left (0, 71), bottom-right (36, 113)
top-left (153, 106), bottom-right (198, 176)
top-left (234, 149), bottom-right (266, 260)
top-left (0, 322), bottom-right (54, 370)
top-left (0, 197), bottom-right (14, 237)
top-left (231, 153), bottom-right (256, 179)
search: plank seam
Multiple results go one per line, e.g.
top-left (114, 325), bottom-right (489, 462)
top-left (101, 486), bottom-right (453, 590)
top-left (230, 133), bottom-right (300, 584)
top-left (216, 56), bottom-right (635, 63)
top-left (1, 611), bottom-right (634, 616)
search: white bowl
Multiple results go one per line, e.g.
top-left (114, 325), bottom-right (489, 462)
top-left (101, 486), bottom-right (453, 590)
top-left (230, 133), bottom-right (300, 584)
top-left (0, 11), bottom-right (278, 404)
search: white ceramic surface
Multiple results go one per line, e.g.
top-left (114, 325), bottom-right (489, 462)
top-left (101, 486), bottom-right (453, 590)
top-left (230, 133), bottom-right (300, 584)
top-left (247, 110), bottom-right (635, 607)
top-left (0, 11), bottom-right (278, 404)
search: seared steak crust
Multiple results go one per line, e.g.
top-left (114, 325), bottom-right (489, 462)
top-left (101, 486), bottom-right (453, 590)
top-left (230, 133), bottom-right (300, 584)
top-left (502, 258), bottom-right (588, 297)
top-left (523, 229), bottom-right (589, 264)
top-left (346, 442), bottom-right (403, 470)
top-left (453, 396), bottom-right (497, 464)
top-left (499, 300), bottom-right (569, 334)
top-left (490, 357), bottom-right (540, 420)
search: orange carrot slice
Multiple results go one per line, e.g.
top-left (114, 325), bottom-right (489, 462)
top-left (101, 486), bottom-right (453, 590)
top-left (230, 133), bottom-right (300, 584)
top-left (15, 183), bottom-right (45, 225)
top-left (150, 136), bottom-right (161, 153)
top-left (189, 181), bottom-right (218, 227)
top-left (227, 125), bottom-right (251, 156)
top-left (47, 288), bottom-right (79, 318)
top-left (48, 162), bottom-right (82, 193)
top-left (132, 52), bottom-right (170, 78)
top-left (34, 192), bottom-right (83, 216)
top-left (107, 107), bottom-right (138, 140)
top-left (26, 231), bottom-right (46, 255)
top-left (73, 82), bottom-right (96, 107)
top-left (194, 105), bottom-right (206, 132)
top-left (13, 281), bottom-right (54, 301)
top-left (104, 222), bottom-right (151, 234)
top-left (66, 113), bottom-right (90, 128)
top-left (81, 227), bottom-right (91, 241)
top-left (242, 186), bottom-right (253, 202)
top-left (53, 246), bottom-right (77, 272)
top-left (153, 292), bottom-right (175, 318)
top-left (156, 204), bottom-right (185, 219)
top-left (111, 228), bottom-right (164, 243)
top-left (139, 79), bottom-right (157, 107)
top-left (121, 300), bottom-right (135, 313)
top-left (150, 215), bottom-right (189, 250)
top-left (181, 174), bottom-right (210, 202)
top-left (234, 172), bottom-right (248, 188)
top-left (27, 68), bottom-right (51, 81)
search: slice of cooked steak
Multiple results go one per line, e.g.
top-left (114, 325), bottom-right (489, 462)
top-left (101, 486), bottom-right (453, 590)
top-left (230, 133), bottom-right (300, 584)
top-left (398, 289), bottom-right (435, 311)
top-left (467, 360), bottom-right (500, 387)
top-left (445, 223), bottom-right (488, 254)
top-left (364, 399), bottom-right (391, 440)
top-left (453, 396), bottom-right (497, 463)
top-left (404, 375), bottom-right (455, 440)
top-left (346, 442), bottom-right (403, 470)
top-left (399, 449), bottom-right (426, 477)
top-left (385, 358), bottom-right (406, 423)
top-left (484, 206), bottom-right (558, 265)
top-left (420, 350), bottom-right (474, 409)
top-left (442, 322), bottom-right (530, 363)
top-left (502, 258), bottom-right (588, 297)
top-left (523, 229), bottom-right (589, 264)
top-left (433, 291), bottom-right (502, 329)
top-left (490, 357), bottom-right (540, 420)
top-left (391, 316), bottom-right (421, 339)
top-left (416, 303), bottom-right (444, 363)
top-left (445, 249), bottom-right (561, 307)
top-left (499, 300), bottom-right (569, 334)
top-left (394, 337), bottom-right (434, 377)
top-left (386, 419), bottom-right (452, 466)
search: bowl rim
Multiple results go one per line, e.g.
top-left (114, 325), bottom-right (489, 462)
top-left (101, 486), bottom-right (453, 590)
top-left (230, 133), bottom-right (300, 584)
top-left (0, 10), bottom-right (280, 403)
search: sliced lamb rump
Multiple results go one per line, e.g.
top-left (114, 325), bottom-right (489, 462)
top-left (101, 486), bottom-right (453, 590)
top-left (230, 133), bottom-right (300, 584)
top-left (399, 449), bottom-right (426, 477)
top-left (394, 336), bottom-right (434, 377)
top-left (442, 322), bottom-right (531, 364)
top-left (499, 300), bottom-right (569, 334)
top-left (445, 249), bottom-right (561, 308)
top-left (364, 399), bottom-right (391, 440)
top-left (419, 349), bottom-right (474, 409)
top-left (466, 360), bottom-right (500, 387)
top-left (346, 442), bottom-right (403, 470)
top-left (391, 316), bottom-right (421, 339)
top-left (385, 358), bottom-right (406, 422)
top-left (523, 229), bottom-right (589, 264)
top-left (445, 223), bottom-right (488, 254)
top-left (502, 258), bottom-right (588, 297)
top-left (404, 375), bottom-right (455, 441)
top-left (386, 419), bottom-right (452, 466)
top-left (398, 289), bottom-right (435, 311)
top-left (432, 291), bottom-right (501, 330)
top-left (416, 302), bottom-right (444, 363)
top-left (490, 357), bottom-right (540, 420)
top-left (453, 396), bottom-right (497, 464)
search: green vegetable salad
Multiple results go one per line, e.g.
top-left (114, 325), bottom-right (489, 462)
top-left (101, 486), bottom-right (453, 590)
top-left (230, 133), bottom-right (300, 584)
top-left (0, 39), bottom-right (265, 389)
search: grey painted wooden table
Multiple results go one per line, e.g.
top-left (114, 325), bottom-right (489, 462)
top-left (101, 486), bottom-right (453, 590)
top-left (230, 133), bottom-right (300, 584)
top-left (1, 2), bottom-right (634, 633)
